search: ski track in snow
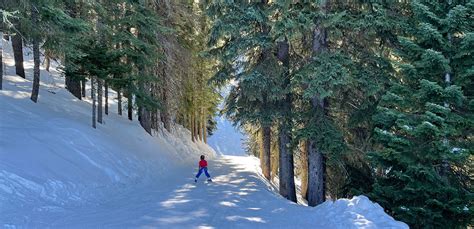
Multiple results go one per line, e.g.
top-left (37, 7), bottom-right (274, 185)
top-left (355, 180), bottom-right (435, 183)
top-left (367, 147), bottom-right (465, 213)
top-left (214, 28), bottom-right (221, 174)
top-left (0, 38), bottom-right (408, 228)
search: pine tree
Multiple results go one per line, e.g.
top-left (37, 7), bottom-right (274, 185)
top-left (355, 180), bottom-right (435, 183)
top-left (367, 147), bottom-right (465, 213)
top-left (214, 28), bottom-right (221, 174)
top-left (370, 1), bottom-right (474, 228)
top-left (207, 0), bottom-right (281, 182)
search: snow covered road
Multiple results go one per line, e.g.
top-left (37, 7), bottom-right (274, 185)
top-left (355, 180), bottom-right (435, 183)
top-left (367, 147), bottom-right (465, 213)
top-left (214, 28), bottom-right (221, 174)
top-left (35, 156), bottom-right (404, 229)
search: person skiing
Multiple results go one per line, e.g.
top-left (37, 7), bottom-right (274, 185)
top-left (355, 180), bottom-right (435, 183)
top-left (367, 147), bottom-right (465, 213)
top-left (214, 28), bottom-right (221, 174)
top-left (195, 155), bottom-right (212, 182)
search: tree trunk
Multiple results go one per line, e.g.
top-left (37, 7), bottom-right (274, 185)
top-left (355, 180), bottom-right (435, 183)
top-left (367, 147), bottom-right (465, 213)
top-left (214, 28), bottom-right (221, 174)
top-left (65, 67), bottom-right (82, 99)
top-left (139, 106), bottom-right (152, 135)
top-left (127, 88), bottom-right (133, 121)
top-left (191, 113), bottom-right (195, 142)
top-left (194, 111), bottom-right (199, 141)
top-left (105, 80), bottom-right (109, 115)
top-left (276, 39), bottom-right (297, 202)
top-left (91, 76), bottom-right (97, 128)
top-left (12, 34), bottom-right (25, 78)
top-left (138, 81), bottom-right (152, 134)
top-left (308, 137), bottom-right (325, 206)
top-left (117, 88), bottom-right (122, 116)
top-left (198, 110), bottom-right (203, 142)
top-left (161, 68), bottom-right (171, 132)
top-left (278, 123), bottom-right (297, 202)
top-left (81, 79), bottom-right (86, 97)
top-left (30, 6), bottom-right (41, 103)
top-left (262, 126), bottom-right (271, 180)
top-left (271, 140), bottom-right (279, 180)
top-left (203, 109), bottom-right (207, 143)
top-left (64, 2), bottom-right (82, 100)
top-left (306, 0), bottom-right (329, 207)
top-left (44, 50), bottom-right (51, 72)
top-left (97, 79), bottom-right (103, 124)
top-left (440, 26), bottom-right (453, 177)
top-left (0, 32), bottom-right (3, 90)
top-left (300, 141), bottom-right (309, 200)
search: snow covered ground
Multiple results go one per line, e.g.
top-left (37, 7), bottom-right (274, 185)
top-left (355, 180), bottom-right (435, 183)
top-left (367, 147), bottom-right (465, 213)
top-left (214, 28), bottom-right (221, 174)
top-left (207, 115), bottom-right (247, 156)
top-left (207, 85), bottom-right (247, 156)
top-left (0, 38), bottom-right (408, 228)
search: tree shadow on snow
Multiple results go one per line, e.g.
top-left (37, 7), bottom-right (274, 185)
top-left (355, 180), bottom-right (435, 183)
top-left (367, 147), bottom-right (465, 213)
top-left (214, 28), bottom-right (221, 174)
top-left (139, 157), bottom-right (304, 229)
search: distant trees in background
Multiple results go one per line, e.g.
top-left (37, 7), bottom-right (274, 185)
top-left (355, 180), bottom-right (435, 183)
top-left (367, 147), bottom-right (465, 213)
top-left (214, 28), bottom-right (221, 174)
top-left (207, 1), bottom-right (473, 228)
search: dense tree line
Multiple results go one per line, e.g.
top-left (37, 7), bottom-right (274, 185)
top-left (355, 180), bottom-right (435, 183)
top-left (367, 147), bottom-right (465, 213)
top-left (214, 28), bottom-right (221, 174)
top-left (207, 1), bottom-right (473, 228)
top-left (0, 0), bottom-right (219, 142)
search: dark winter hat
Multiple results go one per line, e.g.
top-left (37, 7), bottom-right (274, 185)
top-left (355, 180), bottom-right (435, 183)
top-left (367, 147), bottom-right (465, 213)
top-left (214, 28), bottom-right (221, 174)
top-left (200, 155), bottom-right (205, 160)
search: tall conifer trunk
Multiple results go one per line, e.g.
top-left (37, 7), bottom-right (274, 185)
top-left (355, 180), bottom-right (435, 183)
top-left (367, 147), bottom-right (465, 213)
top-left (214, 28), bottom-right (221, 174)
top-left (44, 50), bottom-right (51, 72)
top-left (161, 67), bottom-right (171, 132)
top-left (91, 76), bottom-right (97, 128)
top-left (12, 34), bottom-right (25, 78)
top-left (65, 59), bottom-right (82, 99)
top-left (276, 39), bottom-right (297, 202)
top-left (262, 126), bottom-right (271, 180)
top-left (198, 109), bottom-right (203, 141)
top-left (64, 2), bottom-right (82, 99)
top-left (139, 105), bottom-right (152, 135)
top-left (191, 113), bottom-right (195, 142)
top-left (259, 0), bottom-right (272, 181)
top-left (194, 110), bottom-right (199, 141)
top-left (300, 140), bottom-right (309, 200)
top-left (127, 90), bottom-right (133, 121)
top-left (30, 5), bottom-right (41, 103)
top-left (271, 137), bottom-right (279, 180)
top-left (307, 0), bottom-right (328, 207)
top-left (203, 109), bottom-right (207, 143)
top-left (278, 123), bottom-right (296, 202)
top-left (105, 81), bottom-right (109, 115)
top-left (98, 79), bottom-right (103, 124)
top-left (81, 79), bottom-right (86, 97)
top-left (117, 88), bottom-right (122, 115)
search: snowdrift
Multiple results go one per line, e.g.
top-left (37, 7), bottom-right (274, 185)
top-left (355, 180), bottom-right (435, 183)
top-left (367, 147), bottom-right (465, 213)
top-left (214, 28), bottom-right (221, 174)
top-left (0, 38), bottom-right (408, 228)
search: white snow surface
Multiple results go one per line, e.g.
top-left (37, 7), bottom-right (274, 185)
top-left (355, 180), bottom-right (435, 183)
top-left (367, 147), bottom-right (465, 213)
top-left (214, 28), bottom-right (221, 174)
top-left (207, 85), bottom-right (247, 156)
top-left (0, 38), bottom-right (408, 228)
top-left (207, 115), bottom-right (247, 156)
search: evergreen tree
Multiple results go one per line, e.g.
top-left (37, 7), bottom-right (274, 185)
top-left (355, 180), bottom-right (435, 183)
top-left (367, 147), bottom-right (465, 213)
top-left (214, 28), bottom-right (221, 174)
top-left (370, 1), bottom-right (474, 228)
top-left (207, 1), bottom-right (289, 186)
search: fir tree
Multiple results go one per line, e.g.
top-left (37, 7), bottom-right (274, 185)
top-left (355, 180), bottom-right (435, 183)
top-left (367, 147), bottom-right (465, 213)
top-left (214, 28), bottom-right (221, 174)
top-left (370, 1), bottom-right (474, 228)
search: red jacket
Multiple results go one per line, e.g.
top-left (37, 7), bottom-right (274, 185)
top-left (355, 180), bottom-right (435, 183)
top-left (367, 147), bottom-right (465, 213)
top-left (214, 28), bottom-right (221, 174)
top-left (199, 159), bottom-right (208, 168)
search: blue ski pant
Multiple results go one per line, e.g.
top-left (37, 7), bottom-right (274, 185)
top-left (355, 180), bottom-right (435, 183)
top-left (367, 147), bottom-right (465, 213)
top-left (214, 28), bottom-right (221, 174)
top-left (196, 167), bottom-right (210, 178)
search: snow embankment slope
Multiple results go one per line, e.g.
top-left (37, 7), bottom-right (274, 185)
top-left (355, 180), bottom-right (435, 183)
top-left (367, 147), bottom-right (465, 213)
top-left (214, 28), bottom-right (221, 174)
top-left (0, 38), bottom-right (408, 228)
top-left (0, 39), bottom-right (215, 226)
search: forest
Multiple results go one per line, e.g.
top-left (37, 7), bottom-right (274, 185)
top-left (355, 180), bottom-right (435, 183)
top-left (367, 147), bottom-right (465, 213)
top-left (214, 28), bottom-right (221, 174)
top-left (1, 0), bottom-right (473, 228)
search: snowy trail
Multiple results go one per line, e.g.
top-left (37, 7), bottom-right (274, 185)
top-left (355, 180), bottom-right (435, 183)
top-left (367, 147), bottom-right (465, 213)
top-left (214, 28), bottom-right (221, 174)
top-left (41, 156), bottom-right (404, 229)
top-left (48, 156), bottom-right (308, 228)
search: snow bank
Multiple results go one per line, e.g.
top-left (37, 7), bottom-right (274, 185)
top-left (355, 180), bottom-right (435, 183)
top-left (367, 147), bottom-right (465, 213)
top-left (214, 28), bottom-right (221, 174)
top-left (313, 196), bottom-right (406, 228)
top-left (221, 156), bottom-right (408, 229)
top-left (0, 39), bottom-right (215, 225)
